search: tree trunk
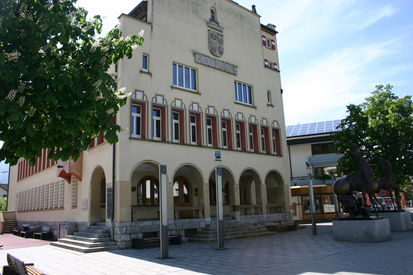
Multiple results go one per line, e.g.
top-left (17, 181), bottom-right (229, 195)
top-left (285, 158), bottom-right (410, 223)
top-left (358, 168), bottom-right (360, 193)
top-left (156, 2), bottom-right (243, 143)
top-left (394, 186), bottom-right (402, 211)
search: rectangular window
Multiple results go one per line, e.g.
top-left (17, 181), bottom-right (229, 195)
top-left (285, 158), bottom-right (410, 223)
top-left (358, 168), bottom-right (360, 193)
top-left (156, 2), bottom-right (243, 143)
top-left (249, 125), bottom-right (254, 152)
top-left (235, 124), bottom-right (241, 150)
top-left (311, 142), bottom-right (337, 155)
top-left (190, 114), bottom-right (197, 145)
top-left (261, 128), bottom-right (266, 153)
top-left (131, 102), bottom-right (146, 138)
top-left (172, 111), bottom-right (180, 143)
top-left (206, 117), bottom-right (213, 147)
top-left (152, 108), bottom-right (162, 140)
top-left (222, 121), bottom-right (228, 149)
top-left (234, 81), bottom-right (253, 105)
top-left (141, 54), bottom-right (149, 72)
top-left (273, 128), bottom-right (282, 155)
top-left (172, 63), bottom-right (197, 91)
top-left (267, 90), bottom-right (272, 105)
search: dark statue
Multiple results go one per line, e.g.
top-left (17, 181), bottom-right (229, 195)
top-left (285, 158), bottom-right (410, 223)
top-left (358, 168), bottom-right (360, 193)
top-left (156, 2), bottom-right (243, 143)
top-left (334, 146), bottom-right (397, 218)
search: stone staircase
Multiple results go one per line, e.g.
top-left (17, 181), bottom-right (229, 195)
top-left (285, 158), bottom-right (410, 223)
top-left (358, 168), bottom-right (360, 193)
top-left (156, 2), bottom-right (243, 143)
top-left (187, 220), bottom-right (276, 243)
top-left (2, 216), bottom-right (17, 233)
top-left (51, 223), bottom-right (119, 253)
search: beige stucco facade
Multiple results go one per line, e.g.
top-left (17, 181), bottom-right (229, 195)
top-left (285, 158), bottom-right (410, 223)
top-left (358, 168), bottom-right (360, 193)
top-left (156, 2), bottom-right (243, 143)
top-left (7, 0), bottom-right (292, 247)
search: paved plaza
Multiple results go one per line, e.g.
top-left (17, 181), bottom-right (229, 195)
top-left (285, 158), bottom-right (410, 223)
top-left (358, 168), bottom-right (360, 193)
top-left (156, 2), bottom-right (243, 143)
top-left (1, 223), bottom-right (412, 275)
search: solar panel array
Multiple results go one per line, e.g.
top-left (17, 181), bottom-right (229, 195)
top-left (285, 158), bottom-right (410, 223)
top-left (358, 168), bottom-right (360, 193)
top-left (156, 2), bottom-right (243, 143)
top-left (286, 120), bottom-right (341, 137)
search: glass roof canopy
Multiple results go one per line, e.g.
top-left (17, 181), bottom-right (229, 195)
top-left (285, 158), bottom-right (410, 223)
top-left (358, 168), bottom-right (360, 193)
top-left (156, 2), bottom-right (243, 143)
top-left (286, 120), bottom-right (341, 137)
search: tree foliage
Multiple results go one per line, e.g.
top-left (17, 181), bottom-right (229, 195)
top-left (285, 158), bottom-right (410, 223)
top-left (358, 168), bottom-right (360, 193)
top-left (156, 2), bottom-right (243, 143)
top-left (334, 84), bottom-right (413, 191)
top-left (0, 197), bottom-right (7, 211)
top-left (0, 0), bottom-right (143, 165)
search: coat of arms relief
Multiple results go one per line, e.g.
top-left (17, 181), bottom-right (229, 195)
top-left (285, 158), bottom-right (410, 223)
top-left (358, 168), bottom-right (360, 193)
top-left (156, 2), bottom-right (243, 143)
top-left (208, 30), bottom-right (224, 58)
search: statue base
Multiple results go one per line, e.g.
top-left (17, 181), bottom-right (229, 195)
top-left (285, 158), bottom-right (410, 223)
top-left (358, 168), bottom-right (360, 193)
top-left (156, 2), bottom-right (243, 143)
top-left (379, 211), bottom-right (412, 232)
top-left (333, 218), bottom-right (391, 242)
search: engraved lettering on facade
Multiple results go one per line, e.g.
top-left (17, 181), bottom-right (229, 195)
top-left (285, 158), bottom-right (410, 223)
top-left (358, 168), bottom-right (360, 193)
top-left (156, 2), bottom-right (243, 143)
top-left (194, 53), bottom-right (237, 75)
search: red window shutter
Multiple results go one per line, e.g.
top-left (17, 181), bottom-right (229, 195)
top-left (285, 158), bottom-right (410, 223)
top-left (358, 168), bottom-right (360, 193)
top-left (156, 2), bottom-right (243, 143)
top-left (89, 139), bottom-right (95, 148)
top-left (264, 127), bottom-right (270, 154)
top-left (274, 128), bottom-right (282, 155)
top-left (271, 40), bottom-right (276, 50)
top-left (161, 106), bottom-right (167, 141)
top-left (226, 119), bottom-right (233, 150)
top-left (141, 103), bottom-right (146, 139)
top-left (17, 161), bottom-right (21, 181)
top-left (253, 125), bottom-right (259, 153)
top-left (42, 149), bottom-right (46, 170)
top-left (97, 133), bottom-right (104, 145)
top-left (179, 110), bottom-right (185, 144)
top-left (211, 116), bottom-right (218, 148)
top-left (35, 157), bottom-right (39, 173)
top-left (262, 35), bottom-right (266, 46)
top-left (196, 113), bottom-right (202, 146)
top-left (240, 122), bottom-right (246, 151)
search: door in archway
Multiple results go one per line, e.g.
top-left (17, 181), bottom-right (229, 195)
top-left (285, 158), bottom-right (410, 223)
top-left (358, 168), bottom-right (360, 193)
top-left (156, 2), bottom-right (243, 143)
top-left (173, 177), bottom-right (193, 218)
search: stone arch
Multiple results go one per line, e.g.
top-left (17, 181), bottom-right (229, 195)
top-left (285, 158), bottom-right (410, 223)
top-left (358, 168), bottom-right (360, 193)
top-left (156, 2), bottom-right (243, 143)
top-left (265, 170), bottom-right (286, 213)
top-left (239, 168), bottom-right (262, 215)
top-left (209, 166), bottom-right (236, 218)
top-left (172, 164), bottom-right (204, 219)
top-left (130, 161), bottom-right (160, 221)
top-left (90, 166), bottom-right (106, 223)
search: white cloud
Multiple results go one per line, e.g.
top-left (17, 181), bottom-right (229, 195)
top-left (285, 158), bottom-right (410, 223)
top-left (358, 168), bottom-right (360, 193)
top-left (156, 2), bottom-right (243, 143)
top-left (283, 41), bottom-right (396, 124)
top-left (350, 6), bottom-right (397, 30)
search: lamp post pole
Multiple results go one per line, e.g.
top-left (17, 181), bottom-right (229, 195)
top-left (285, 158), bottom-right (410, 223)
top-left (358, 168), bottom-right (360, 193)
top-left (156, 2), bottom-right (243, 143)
top-left (215, 151), bottom-right (224, 250)
top-left (159, 165), bottom-right (169, 259)
top-left (306, 162), bottom-right (317, 235)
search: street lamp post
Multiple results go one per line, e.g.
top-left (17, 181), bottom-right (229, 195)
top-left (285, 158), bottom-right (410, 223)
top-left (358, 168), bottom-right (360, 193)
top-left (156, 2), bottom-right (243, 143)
top-left (215, 151), bottom-right (224, 250)
top-left (306, 162), bottom-right (317, 235)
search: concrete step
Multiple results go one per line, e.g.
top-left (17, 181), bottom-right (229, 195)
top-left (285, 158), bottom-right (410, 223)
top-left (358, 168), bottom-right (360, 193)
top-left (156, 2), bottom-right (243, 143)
top-left (50, 242), bottom-right (118, 253)
top-left (194, 228), bottom-right (269, 238)
top-left (73, 232), bottom-right (110, 238)
top-left (188, 231), bottom-right (275, 243)
top-left (83, 228), bottom-right (109, 234)
top-left (57, 238), bottom-right (117, 248)
top-left (65, 235), bottom-right (112, 243)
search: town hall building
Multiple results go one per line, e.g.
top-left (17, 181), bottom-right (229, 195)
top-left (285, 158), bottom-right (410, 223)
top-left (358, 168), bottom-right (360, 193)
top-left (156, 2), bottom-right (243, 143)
top-left (7, 0), bottom-right (292, 249)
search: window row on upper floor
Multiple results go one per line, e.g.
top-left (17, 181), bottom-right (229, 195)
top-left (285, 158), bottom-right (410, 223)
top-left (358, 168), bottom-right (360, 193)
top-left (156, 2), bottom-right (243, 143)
top-left (139, 58), bottom-right (276, 108)
top-left (129, 91), bottom-right (282, 156)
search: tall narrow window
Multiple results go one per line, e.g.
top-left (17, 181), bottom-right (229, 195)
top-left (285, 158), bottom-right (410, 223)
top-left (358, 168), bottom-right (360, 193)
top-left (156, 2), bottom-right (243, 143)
top-left (141, 54), bottom-right (149, 72)
top-left (172, 63), bottom-right (197, 91)
top-left (190, 114), bottom-right (197, 145)
top-left (172, 111), bottom-right (180, 143)
top-left (222, 121), bottom-right (228, 149)
top-left (206, 117), bottom-right (213, 147)
top-left (273, 128), bottom-right (282, 155)
top-left (261, 128), bottom-right (266, 153)
top-left (249, 125), bottom-right (254, 152)
top-left (267, 90), bottom-right (272, 105)
top-left (210, 8), bottom-right (216, 22)
top-left (235, 124), bottom-right (241, 150)
top-left (131, 105), bottom-right (142, 138)
top-left (152, 108), bottom-right (161, 140)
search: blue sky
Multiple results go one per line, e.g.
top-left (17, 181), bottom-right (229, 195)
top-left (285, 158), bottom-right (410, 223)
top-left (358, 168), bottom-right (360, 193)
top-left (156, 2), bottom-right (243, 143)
top-left (78, 0), bottom-right (413, 125)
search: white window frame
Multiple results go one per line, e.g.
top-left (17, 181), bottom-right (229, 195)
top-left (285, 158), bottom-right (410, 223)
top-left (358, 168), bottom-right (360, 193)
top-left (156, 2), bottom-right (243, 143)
top-left (249, 125), bottom-right (254, 152)
top-left (190, 114), bottom-right (197, 145)
top-left (234, 81), bottom-right (253, 105)
top-left (142, 53), bottom-right (149, 72)
top-left (235, 123), bottom-right (241, 150)
top-left (131, 105), bottom-right (142, 138)
top-left (172, 111), bottom-right (180, 143)
top-left (206, 117), bottom-right (213, 147)
top-left (152, 108), bottom-right (162, 141)
top-left (261, 127), bottom-right (266, 153)
top-left (222, 121), bottom-right (228, 149)
top-left (172, 63), bottom-right (197, 91)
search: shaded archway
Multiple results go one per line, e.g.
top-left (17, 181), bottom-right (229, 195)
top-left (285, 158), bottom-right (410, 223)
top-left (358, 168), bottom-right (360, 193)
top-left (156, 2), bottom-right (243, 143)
top-left (209, 167), bottom-right (236, 218)
top-left (90, 166), bottom-right (106, 223)
top-left (265, 170), bottom-right (286, 213)
top-left (173, 164), bottom-right (204, 219)
top-left (239, 169), bottom-right (262, 215)
top-left (130, 162), bottom-right (159, 221)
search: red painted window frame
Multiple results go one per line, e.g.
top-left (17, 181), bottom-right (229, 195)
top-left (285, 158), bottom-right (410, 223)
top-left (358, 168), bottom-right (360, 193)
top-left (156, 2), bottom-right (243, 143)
top-left (152, 104), bottom-right (167, 142)
top-left (249, 124), bottom-right (259, 153)
top-left (172, 108), bottom-right (185, 144)
top-left (222, 118), bottom-right (233, 149)
top-left (261, 126), bottom-right (271, 154)
top-left (273, 128), bottom-right (282, 155)
top-left (131, 100), bottom-right (147, 139)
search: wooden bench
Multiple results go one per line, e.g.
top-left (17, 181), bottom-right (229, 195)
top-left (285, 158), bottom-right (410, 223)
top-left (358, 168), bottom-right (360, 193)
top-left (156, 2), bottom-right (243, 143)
top-left (133, 233), bottom-right (182, 249)
top-left (3, 253), bottom-right (45, 275)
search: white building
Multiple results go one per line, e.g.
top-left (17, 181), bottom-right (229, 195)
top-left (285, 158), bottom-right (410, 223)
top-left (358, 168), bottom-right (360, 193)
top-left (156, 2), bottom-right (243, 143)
top-left (7, 0), bottom-right (292, 249)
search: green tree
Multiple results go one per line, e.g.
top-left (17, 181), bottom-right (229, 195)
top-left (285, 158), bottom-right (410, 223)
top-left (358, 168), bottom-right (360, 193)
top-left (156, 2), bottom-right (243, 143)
top-left (0, 0), bottom-right (143, 165)
top-left (334, 84), bottom-right (413, 210)
top-left (0, 197), bottom-right (6, 211)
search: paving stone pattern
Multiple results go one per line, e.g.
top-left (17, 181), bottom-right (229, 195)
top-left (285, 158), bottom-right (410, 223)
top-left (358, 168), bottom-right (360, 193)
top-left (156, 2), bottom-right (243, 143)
top-left (1, 223), bottom-right (412, 275)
